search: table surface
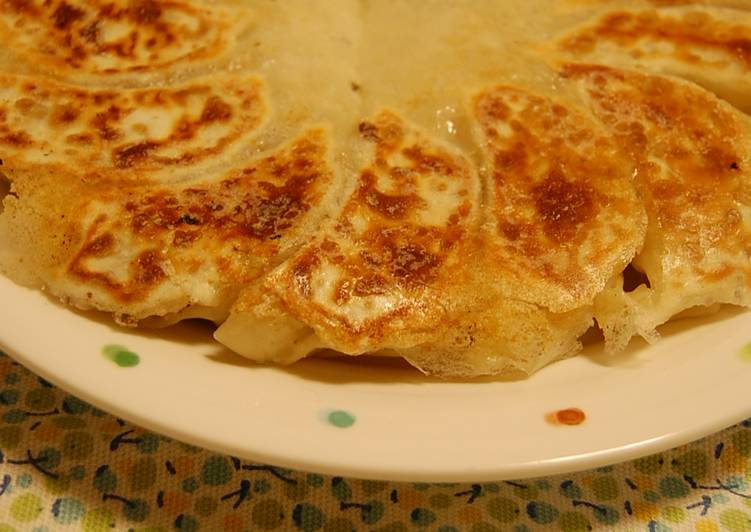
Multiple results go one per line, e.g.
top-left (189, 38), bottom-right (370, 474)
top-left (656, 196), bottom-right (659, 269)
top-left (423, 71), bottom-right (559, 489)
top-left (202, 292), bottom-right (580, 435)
top-left (0, 350), bottom-right (749, 532)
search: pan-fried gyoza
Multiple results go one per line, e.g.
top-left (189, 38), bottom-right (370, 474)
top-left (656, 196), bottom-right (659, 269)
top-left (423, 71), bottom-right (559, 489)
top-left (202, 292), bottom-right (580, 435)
top-left (1, 0), bottom-right (750, 377)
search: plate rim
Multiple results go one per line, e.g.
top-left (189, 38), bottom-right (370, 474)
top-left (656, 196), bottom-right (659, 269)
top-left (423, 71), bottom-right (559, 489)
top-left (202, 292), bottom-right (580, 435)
top-left (1, 276), bottom-right (750, 482)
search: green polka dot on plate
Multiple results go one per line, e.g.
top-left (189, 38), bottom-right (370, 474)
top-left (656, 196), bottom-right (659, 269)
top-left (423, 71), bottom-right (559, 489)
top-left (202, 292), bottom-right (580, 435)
top-left (740, 342), bottom-right (751, 362)
top-left (326, 410), bottom-right (356, 428)
top-left (102, 345), bottom-right (140, 367)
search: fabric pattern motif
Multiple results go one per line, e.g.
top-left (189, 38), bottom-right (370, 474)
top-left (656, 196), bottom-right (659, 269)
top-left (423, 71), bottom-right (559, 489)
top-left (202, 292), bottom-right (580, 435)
top-left (0, 351), bottom-right (749, 531)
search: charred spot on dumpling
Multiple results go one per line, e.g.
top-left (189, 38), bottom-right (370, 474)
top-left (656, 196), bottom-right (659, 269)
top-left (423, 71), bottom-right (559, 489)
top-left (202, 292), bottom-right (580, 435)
top-left (51, 2), bottom-right (85, 29)
top-left (357, 171), bottom-right (425, 220)
top-left (531, 170), bottom-right (597, 244)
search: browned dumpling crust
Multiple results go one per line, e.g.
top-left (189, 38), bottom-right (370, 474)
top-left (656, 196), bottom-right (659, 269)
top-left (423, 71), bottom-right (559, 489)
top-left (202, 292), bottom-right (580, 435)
top-left (217, 89), bottom-right (649, 377)
top-left (557, 5), bottom-right (751, 111)
top-left (563, 64), bottom-right (751, 351)
top-left (472, 86), bottom-right (646, 313)
top-left (1, 0), bottom-right (750, 377)
top-left (401, 86), bottom-right (647, 376)
top-left (2, 129), bottom-right (337, 324)
top-left (0, 0), bottom-right (244, 76)
top-left (0, 73), bottom-right (265, 173)
top-left (217, 110), bottom-right (482, 361)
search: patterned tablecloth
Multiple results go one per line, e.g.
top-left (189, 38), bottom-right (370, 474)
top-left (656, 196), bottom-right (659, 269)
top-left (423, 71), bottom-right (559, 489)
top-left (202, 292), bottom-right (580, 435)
top-left (0, 351), bottom-right (749, 532)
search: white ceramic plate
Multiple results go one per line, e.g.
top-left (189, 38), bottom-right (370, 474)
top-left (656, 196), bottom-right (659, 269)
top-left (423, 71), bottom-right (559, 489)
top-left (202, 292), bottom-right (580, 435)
top-left (1, 274), bottom-right (750, 482)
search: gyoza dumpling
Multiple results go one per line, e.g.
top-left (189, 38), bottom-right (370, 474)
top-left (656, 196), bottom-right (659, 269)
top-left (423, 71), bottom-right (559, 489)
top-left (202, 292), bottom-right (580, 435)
top-left (0, 73), bottom-right (265, 173)
top-left (0, 129), bottom-right (340, 325)
top-left (216, 110), bottom-right (483, 367)
top-left (563, 63), bottom-right (751, 350)
top-left (0, 0), bottom-right (248, 79)
top-left (397, 86), bottom-right (646, 376)
top-left (556, 5), bottom-right (751, 112)
top-left (217, 87), bottom-right (648, 377)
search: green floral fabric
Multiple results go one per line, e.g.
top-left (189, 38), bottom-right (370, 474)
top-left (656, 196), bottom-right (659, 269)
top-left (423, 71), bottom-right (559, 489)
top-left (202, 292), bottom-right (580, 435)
top-left (0, 351), bottom-right (749, 531)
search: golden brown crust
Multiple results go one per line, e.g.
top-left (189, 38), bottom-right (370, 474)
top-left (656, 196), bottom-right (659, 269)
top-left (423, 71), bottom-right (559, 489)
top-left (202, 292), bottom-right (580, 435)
top-left (2, 2), bottom-right (751, 378)
top-left (563, 63), bottom-right (751, 348)
top-left (0, 73), bottom-right (265, 175)
top-left (560, 9), bottom-right (751, 66)
top-left (221, 100), bottom-right (632, 377)
top-left (3, 129), bottom-right (335, 321)
top-left (0, 0), bottom-right (242, 76)
top-left (244, 110), bottom-right (481, 352)
top-left (472, 86), bottom-right (647, 312)
top-left (556, 6), bottom-right (751, 111)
